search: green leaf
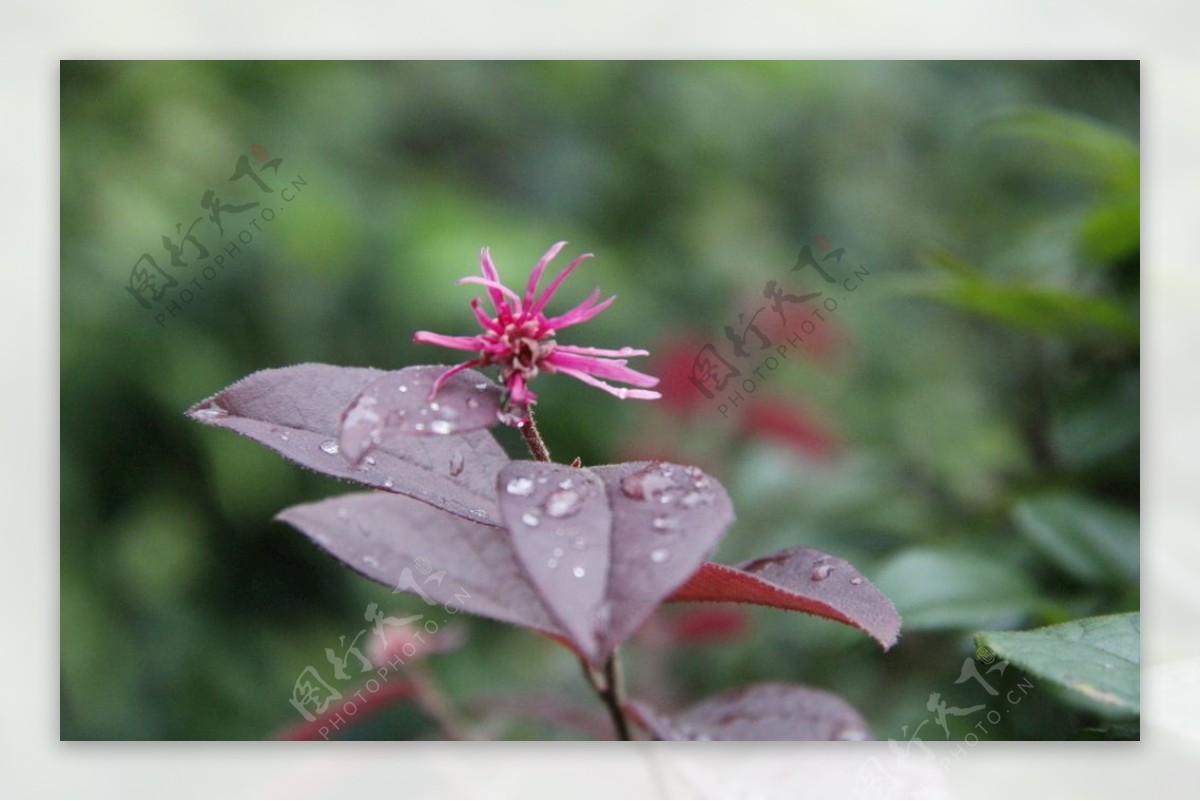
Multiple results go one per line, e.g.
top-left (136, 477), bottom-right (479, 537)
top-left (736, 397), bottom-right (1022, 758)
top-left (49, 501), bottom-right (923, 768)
top-left (1050, 372), bottom-right (1140, 470)
top-left (980, 107), bottom-right (1139, 192)
top-left (1012, 493), bottom-right (1139, 586)
top-left (903, 278), bottom-right (1139, 345)
top-left (976, 613), bottom-right (1139, 717)
top-left (873, 548), bottom-right (1041, 631)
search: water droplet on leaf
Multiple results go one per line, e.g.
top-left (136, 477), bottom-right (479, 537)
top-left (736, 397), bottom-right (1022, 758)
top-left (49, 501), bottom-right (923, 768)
top-left (650, 548), bottom-right (670, 563)
top-left (543, 489), bottom-right (582, 518)
top-left (430, 420), bottom-right (453, 435)
top-left (521, 511), bottom-right (540, 527)
top-left (320, 440), bottom-right (340, 455)
top-left (572, 566), bottom-right (586, 578)
top-left (811, 564), bottom-right (834, 581)
top-left (506, 477), bottom-right (535, 496)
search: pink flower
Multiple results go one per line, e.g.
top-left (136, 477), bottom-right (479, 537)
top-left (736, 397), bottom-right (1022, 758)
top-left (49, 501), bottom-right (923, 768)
top-left (414, 242), bottom-right (661, 423)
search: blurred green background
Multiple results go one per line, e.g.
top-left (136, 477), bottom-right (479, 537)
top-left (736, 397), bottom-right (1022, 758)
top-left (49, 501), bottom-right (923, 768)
top-left (60, 61), bottom-right (1139, 740)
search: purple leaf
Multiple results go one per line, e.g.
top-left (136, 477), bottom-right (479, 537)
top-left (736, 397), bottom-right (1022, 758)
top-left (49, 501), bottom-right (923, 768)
top-left (666, 547), bottom-right (901, 650)
top-left (497, 462), bottom-right (612, 659)
top-left (276, 491), bottom-right (562, 637)
top-left (628, 683), bottom-right (873, 741)
top-left (187, 364), bottom-right (510, 525)
top-left (338, 365), bottom-right (505, 464)
top-left (592, 461), bottom-right (735, 658)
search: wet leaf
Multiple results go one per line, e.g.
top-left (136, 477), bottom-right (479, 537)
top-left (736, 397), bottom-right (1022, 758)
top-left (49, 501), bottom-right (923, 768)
top-left (592, 461), bottom-right (735, 659)
top-left (338, 365), bottom-right (504, 464)
top-left (187, 364), bottom-right (510, 525)
top-left (976, 612), bottom-right (1139, 717)
top-left (276, 491), bottom-right (562, 637)
top-left (667, 547), bottom-right (900, 650)
top-left (629, 683), bottom-right (872, 741)
top-left (497, 462), bottom-right (612, 659)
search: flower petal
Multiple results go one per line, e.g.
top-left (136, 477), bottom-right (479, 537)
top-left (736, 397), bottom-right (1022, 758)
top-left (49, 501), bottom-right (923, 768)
top-left (547, 352), bottom-right (661, 388)
top-left (530, 253), bottom-right (593, 315)
top-left (429, 358), bottom-right (486, 397)
top-left (413, 331), bottom-right (487, 352)
top-left (553, 344), bottom-right (651, 358)
top-left (525, 241), bottom-right (567, 308)
top-left (554, 365), bottom-right (664, 400)
top-left (545, 292), bottom-right (616, 330)
top-left (469, 298), bottom-right (503, 333)
top-left (458, 276), bottom-right (522, 311)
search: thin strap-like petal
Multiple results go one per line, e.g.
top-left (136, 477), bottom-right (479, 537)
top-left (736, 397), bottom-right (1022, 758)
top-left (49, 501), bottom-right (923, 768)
top-left (428, 358), bottom-right (484, 398)
top-left (553, 344), bottom-right (651, 358)
top-left (469, 298), bottom-right (503, 333)
top-left (555, 366), bottom-right (663, 400)
top-left (545, 293), bottom-right (616, 330)
top-left (547, 352), bottom-right (661, 387)
top-left (525, 241), bottom-right (567, 308)
top-left (477, 248), bottom-right (512, 314)
top-left (413, 331), bottom-right (488, 352)
top-left (458, 275), bottom-right (521, 313)
top-left (530, 252), bottom-right (593, 315)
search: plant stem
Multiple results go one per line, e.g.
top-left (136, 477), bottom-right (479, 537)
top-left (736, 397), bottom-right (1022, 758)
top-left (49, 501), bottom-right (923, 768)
top-left (520, 408), bottom-right (552, 462)
top-left (521, 407), bottom-right (632, 740)
top-left (579, 654), bottom-right (633, 741)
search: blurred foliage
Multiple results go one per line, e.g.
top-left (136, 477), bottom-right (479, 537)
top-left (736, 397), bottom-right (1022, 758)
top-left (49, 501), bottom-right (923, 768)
top-left (60, 60), bottom-right (1138, 740)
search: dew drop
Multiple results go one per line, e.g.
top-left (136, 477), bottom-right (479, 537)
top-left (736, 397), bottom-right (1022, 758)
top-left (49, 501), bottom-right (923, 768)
top-left (320, 439), bottom-right (340, 455)
top-left (620, 466), bottom-right (675, 501)
top-left (430, 420), bottom-right (454, 435)
top-left (440, 405), bottom-right (459, 420)
top-left (681, 491), bottom-right (711, 508)
top-left (652, 516), bottom-right (677, 532)
top-left (362, 555), bottom-right (380, 568)
top-left (552, 546), bottom-right (564, 558)
top-left (449, 449), bottom-right (465, 477)
top-left (850, 576), bottom-right (863, 586)
top-left (280, 432), bottom-right (290, 442)
top-left (467, 397), bottom-right (480, 409)
top-left (193, 405), bottom-right (225, 419)
top-left (811, 563), bottom-right (834, 582)
top-left (834, 725), bottom-right (869, 741)
top-left (497, 407), bottom-right (526, 427)
top-left (572, 566), bottom-right (586, 578)
top-left (558, 478), bottom-right (574, 490)
top-left (521, 511), bottom-right (540, 527)
top-left (475, 382), bottom-right (490, 391)
top-left (470, 509), bottom-right (488, 518)
top-left (543, 489), bottom-right (582, 518)
top-left (572, 536), bottom-right (587, 551)
top-left (383, 478), bottom-right (395, 489)
top-left (398, 384), bottom-right (408, 393)
top-left (364, 455), bottom-right (376, 466)
top-left (429, 401), bottom-right (440, 411)
top-left (650, 548), bottom-right (670, 563)
top-left (414, 423), bottom-right (426, 432)
top-left (506, 477), bottom-right (535, 496)
top-left (547, 558), bottom-right (559, 569)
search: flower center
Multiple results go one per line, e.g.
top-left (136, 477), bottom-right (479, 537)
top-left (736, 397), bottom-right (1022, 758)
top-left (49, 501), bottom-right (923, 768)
top-left (487, 322), bottom-right (556, 380)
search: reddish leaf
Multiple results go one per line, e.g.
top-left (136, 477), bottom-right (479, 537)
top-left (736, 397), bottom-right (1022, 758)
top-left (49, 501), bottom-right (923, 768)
top-left (666, 547), bottom-right (901, 650)
top-left (338, 365), bottom-right (504, 464)
top-left (497, 462), bottom-right (613, 660)
top-left (187, 364), bottom-right (510, 525)
top-left (629, 683), bottom-right (872, 741)
top-left (276, 491), bottom-right (562, 637)
top-left (592, 461), bottom-right (735, 658)
top-left (670, 607), bottom-right (749, 644)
